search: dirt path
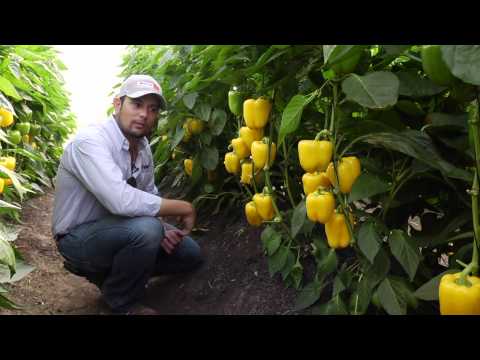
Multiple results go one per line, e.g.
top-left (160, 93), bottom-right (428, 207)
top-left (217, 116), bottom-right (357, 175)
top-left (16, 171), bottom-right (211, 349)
top-left (0, 190), bottom-right (298, 315)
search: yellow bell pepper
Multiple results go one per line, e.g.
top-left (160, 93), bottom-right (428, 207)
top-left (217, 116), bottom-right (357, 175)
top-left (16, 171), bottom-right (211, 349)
top-left (239, 126), bottom-right (264, 149)
top-left (231, 137), bottom-right (250, 159)
top-left (243, 98), bottom-right (272, 129)
top-left (325, 211), bottom-right (353, 249)
top-left (186, 117), bottom-right (205, 135)
top-left (0, 178), bottom-right (4, 194)
top-left (0, 108), bottom-right (14, 128)
top-left (326, 156), bottom-right (361, 194)
top-left (224, 152), bottom-right (240, 175)
top-left (240, 161), bottom-right (254, 185)
top-left (302, 171), bottom-right (330, 195)
top-left (306, 190), bottom-right (335, 224)
top-left (298, 139), bottom-right (333, 172)
top-left (251, 140), bottom-right (276, 170)
top-left (0, 157), bottom-right (16, 171)
top-left (184, 159), bottom-right (193, 176)
top-left (343, 156), bottom-right (361, 179)
top-left (4, 178), bottom-right (12, 186)
top-left (253, 193), bottom-right (275, 221)
top-left (439, 273), bottom-right (480, 315)
top-left (245, 201), bottom-right (263, 227)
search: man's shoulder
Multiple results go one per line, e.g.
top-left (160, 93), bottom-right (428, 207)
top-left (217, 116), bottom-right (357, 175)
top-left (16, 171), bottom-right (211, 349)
top-left (73, 119), bottom-right (115, 145)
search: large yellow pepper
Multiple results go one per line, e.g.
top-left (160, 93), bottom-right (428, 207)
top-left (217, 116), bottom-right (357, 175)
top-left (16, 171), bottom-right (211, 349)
top-left (0, 108), bottom-right (14, 128)
top-left (224, 152), bottom-right (240, 175)
top-left (182, 123), bottom-right (192, 143)
top-left (252, 193), bottom-right (275, 221)
top-left (439, 273), bottom-right (480, 315)
top-left (251, 140), bottom-right (276, 170)
top-left (231, 137), bottom-right (250, 159)
top-left (239, 126), bottom-right (264, 149)
top-left (0, 157), bottom-right (16, 171)
top-left (302, 171), bottom-right (330, 195)
top-left (243, 98), bottom-right (272, 129)
top-left (325, 211), bottom-right (353, 249)
top-left (240, 161), bottom-right (255, 185)
top-left (298, 140), bottom-right (333, 172)
top-left (306, 190), bottom-right (335, 224)
top-left (186, 117), bottom-right (205, 135)
top-left (4, 178), bottom-right (12, 186)
top-left (343, 156), bottom-right (361, 179)
top-left (245, 201), bottom-right (263, 227)
top-left (326, 156), bottom-right (361, 194)
top-left (184, 159), bottom-right (193, 176)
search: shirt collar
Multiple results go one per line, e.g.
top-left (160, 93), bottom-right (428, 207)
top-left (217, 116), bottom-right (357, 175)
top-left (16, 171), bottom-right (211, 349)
top-left (108, 116), bottom-right (149, 152)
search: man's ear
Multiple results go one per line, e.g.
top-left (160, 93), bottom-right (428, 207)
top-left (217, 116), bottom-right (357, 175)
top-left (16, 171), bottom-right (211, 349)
top-left (113, 97), bottom-right (122, 115)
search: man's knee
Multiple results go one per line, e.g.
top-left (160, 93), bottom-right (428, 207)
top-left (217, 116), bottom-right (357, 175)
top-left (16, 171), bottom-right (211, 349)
top-left (129, 216), bottom-right (164, 249)
top-left (177, 237), bottom-right (204, 267)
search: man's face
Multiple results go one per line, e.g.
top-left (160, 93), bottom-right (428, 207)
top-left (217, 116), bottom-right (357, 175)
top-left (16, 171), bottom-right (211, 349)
top-left (113, 94), bottom-right (161, 138)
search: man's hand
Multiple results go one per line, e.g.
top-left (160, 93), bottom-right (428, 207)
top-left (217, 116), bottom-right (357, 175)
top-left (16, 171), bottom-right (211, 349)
top-left (157, 199), bottom-right (196, 234)
top-left (160, 228), bottom-right (188, 254)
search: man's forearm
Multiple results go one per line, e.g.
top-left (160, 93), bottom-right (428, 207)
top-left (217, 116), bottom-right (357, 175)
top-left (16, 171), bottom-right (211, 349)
top-left (156, 198), bottom-right (194, 217)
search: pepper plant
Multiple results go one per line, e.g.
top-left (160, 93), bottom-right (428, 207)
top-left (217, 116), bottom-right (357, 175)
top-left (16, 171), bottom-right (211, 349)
top-left (0, 45), bottom-right (76, 309)
top-left (120, 45), bottom-right (480, 314)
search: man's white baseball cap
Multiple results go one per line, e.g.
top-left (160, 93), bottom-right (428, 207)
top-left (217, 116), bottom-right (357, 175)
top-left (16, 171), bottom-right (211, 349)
top-left (117, 74), bottom-right (167, 109)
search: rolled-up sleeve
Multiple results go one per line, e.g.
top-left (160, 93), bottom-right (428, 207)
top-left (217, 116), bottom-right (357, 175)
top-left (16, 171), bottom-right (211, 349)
top-left (67, 138), bottom-right (162, 217)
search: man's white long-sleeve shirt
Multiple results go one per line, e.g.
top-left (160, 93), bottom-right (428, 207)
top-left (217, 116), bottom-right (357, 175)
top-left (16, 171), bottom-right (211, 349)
top-left (52, 116), bottom-right (162, 237)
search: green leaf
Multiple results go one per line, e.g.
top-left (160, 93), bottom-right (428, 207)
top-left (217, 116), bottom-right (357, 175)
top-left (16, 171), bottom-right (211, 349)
top-left (333, 270), bottom-right (353, 296)
top-left (358, 220), bottom-right (382, 264)
top-left (383, 45), bottom-right (411, 55)
top-left (0, 260), bottom-right (34, 283)
top-left (0, 93), bottom-right (14, 112)
top-left (389, 230), bottom-right (421, 281)
top-left (294, 278), bottom-right (324, 311)
top-left (389, 276), bottom-right (419, 310)
top-left (317, 248), bottom-right (338, 274)
top-left (426, 112), bottom-right (468, 131)
top-left (199, 146), bottom-right (218, 171)
top-left (377, 278), bottom-right (405, 315)
top-left (209, 109), bottom-right (227, 136)
top-left (0, 238), bottom-right (15, 275)
top-left (268, 245), bottom-right (289, 276)
top-left (364, 248), bottom-right (391, 289)
top-left (342, 71), bottom-right (399, 109)
top-left (199, 132), bottom-right (212, 146)
top-left (359, 130), bottom-right (473, 182)
top-left (442, 45), bottom-right (480, 85)
top-left (0, 75), bottom-right (21, 100)
top-left (349, 277), bottom-right (372, 315)
top-left (278, 94), bottom-right (314, 147)
top-left (414, 269), bottom-right (458, 301)
top-left (349, 172), bottom-right (391, 202)
top-left (323, 45), bottom-right (357, 65)
top-left (291, 200), bottom-right (306, 238)
top-left (183, 92), bottom-right (198, 110)
top-left (195, 103), bottom-right (212, 122)
top-left (312, 295), bottom-right (349, 315)
top-left (266, 232), bottom-right (281, 256)
top-left (397, 71), bottom-right (446, 98)
top-left (286, 262), bottom-right (303, 289)
top-left (0, 293), bottom-right (21, 310)
top-left (259, 226), bottom-right (282, 257)
top-left (280, 251), bottom-right (297, 281)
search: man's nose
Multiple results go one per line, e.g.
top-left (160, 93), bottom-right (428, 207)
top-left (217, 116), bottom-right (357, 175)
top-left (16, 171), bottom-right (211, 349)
top-left (138, 106), bottom-right (148, 118)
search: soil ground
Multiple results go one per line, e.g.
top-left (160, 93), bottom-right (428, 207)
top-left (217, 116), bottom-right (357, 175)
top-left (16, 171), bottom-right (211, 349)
top-left (0, 189), bottom-right (299, 315)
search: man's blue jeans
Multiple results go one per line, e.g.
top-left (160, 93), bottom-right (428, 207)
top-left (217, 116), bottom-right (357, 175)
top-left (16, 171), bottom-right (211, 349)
top-left (56, 215), bottom-right (203, 312)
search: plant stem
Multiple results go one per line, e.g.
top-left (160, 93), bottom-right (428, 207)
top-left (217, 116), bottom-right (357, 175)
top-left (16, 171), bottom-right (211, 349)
top-left (282, 142), bottom-right (296, 208)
